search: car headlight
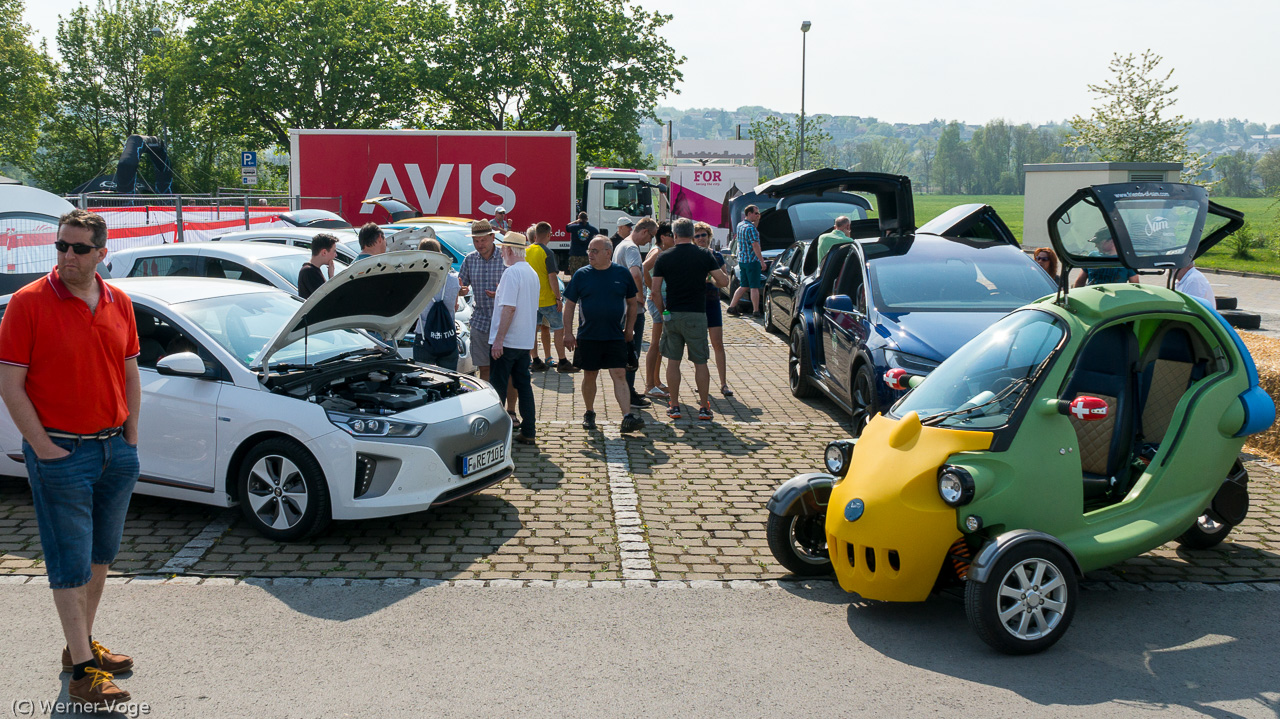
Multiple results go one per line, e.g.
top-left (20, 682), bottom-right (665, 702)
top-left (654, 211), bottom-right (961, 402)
top-left (937, 466), bottom-right (975, 507)
top-left (884, 349), bottom-right (940, 374)
top-left (824, 440), bottom-right (855, 476)
top-left (326, 411), bottom-right (425, 438)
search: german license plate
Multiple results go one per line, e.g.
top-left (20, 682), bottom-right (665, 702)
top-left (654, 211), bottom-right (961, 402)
top-left (461, 442), bottom-right (505, 476)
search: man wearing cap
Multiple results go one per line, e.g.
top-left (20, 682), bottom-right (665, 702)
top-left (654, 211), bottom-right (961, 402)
top-left (0, 209), bottom-right (141, 708)
top-left (1073, 228), bottom-right (1138, 287)
top-left (491, 207), bottom-right (511, 235)
top-left (611, 217), bottom-right (634, 250)
top-left (488, 232), bottom-right (541, 444)
top-left (565, 211), bottom-right (598, 276)
top-left (458, 219), bottom-right (506, 381)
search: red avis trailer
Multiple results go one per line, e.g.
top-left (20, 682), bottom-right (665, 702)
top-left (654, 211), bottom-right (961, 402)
top-left (288, 129), bottom-right (578, 230)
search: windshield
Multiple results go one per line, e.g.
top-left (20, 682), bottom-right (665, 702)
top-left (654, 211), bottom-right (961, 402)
top-left (791, 201), bottom-right (869, 226)
top-left (432, 226), bottom-right (475, 258)
top-left (868, 241), bottom-right (1055, 312)
top-left (175, 292), bottom-right (377, 367)
top-left (892, 310), bottom-right (1064, 429)
top-left (256, 253), bottom-right (349, 291)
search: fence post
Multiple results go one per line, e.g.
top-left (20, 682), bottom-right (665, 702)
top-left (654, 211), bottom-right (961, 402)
top-left (244, 196), bottom-right (250, 230)
top-left (174, 196), bottom-right (184, 243)
top-left (78, 193), bottom-right (87, 210)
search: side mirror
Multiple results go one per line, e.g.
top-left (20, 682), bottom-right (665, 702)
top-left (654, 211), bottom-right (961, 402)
top-left (885, 368), bottom-right (910, 390)
top-left (638, 186), bottom-right (653, 206)
top-left (826, 294), bottom-right (854, 314)
top-left (155, 351), bottom-right (206, 377)
top-left (1061, 395), bottom-right (1109, 421)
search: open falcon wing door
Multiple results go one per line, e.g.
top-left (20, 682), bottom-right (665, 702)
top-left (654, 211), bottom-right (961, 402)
top-left (1046, 182), bottom-right (1244, 299)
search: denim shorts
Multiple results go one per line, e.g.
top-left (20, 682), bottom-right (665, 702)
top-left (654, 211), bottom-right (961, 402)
top-left (537, 304), bottom-right (564, 331)
top-left (23, 434), bottom-right (139, 589)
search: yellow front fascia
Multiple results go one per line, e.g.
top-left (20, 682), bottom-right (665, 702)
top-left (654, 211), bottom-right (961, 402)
top-left (826, 412), bottom-right (992, 602)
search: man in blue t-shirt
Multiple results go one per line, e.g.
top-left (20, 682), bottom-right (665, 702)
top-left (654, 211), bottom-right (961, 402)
top-left (564, 236), bottom-right (642, 432)
top-left (565, 211), bottom-right (599, 277)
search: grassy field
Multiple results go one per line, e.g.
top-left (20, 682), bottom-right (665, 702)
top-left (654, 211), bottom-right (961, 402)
top-left (913, 194), bottom-right (1280, 275)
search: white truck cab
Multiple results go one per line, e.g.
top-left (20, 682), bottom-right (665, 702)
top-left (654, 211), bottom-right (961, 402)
top-left (550, 168), bottom-right (668, 255)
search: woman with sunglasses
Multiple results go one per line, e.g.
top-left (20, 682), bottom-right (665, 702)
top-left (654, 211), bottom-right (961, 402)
top-left (693, 221), bottom-right (733, 397)
top-left (1033, 247), bottom-right (1058, 277)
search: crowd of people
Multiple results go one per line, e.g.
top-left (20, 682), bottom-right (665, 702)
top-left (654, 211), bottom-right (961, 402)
top-left (442, 214), bottom-right (737, 438)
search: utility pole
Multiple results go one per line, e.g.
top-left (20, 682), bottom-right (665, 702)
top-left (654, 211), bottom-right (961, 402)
top-left (799, 20), bottom-right (811, 172)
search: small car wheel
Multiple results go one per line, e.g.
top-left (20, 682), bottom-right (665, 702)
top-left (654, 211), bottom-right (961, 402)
top-left (789, 325), bottom-right (818, 398)
top-left (238, 438), bottom-right (332, 541)
top-left (849, 363), bottom-right (880, 437)
top-left (766, 511), bottom-right (832, 576)
top-left (965, 541), bottom-right (1077, 655)
top-left (1176, 513), bottom-right (1234, 549)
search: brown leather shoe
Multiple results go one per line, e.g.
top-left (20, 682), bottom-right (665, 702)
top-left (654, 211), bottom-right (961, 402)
top-left (68, 667), bottom-right (130, 708)
top-left (62, 640), bottom-right (134, 673)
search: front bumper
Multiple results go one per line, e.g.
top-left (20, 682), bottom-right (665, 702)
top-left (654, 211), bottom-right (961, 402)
top-left (825, 412), bottom-right (992, 602)
top-left (308, 398), bottom-right (514, 520)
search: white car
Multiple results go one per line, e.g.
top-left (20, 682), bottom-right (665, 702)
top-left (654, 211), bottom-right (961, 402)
top-left (212, 226), bottom-right (363, 264)
top-left (105, 241), bottom-right (350, 295)
top-left (0, 253), bottom-right (513, 540)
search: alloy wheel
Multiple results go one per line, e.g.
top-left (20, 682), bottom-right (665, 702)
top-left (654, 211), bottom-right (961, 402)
top-left (994, 557), bottom-right (1069, 641)
top-left (246, 455), bottom-right (309, 530)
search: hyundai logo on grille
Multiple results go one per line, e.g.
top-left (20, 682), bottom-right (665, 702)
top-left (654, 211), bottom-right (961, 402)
top-left (470, 417), bottom-right (490, 438)
top-left (845, 498), bottom-right (865, 522)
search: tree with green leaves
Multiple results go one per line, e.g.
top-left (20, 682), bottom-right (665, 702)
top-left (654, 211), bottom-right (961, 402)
top-left (180, 0), bottom-right (445, 148)
top-left (428, 0), bottom-right (683, 170)
top-left (749, 114), bottom-right (831, 180)
top-left (1213, 149), bottom-right (1257, 198)
top-left (1255, 147), bottom-right (1280, 195)
top-left (933, 121), bottom-right (973, 194)
top-left (852, 137), bottom-right (911, 175)
top-left (0, 0), bottom-right (54, 171)
top-left (1067, 50), bottom-right (1210, 183)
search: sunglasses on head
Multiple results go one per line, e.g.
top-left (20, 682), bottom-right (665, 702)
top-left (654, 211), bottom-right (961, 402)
top-left (55, 240), bottom-right (100, 255)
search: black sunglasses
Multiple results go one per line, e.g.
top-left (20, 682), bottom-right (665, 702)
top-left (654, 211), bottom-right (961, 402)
top-left (55, 240), bottom-right (100, 255)
top-left (693, 233), bottom-right (710, 239)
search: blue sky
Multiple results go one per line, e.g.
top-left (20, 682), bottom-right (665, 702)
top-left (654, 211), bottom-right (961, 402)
top-left (23, 0), bottom-right (1280, 125)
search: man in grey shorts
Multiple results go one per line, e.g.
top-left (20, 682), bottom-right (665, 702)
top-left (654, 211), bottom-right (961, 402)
top-left (650, 218), bottom-right (729, 421)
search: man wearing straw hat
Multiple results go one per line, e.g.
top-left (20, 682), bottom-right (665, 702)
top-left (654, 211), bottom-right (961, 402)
top-left (458, 219), bottom-right (506, 382)
top-left (488, 231), bottom-right (541, 444)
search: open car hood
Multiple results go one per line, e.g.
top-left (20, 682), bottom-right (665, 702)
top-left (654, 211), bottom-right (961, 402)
top-left (753, 169), bottom-right (915, 237)
top-left (255, 251), bottom-right (449, 370)
top-left (361, 195), bottom-right (421, 222)
top-left (1047, 182), bottom-right (1244, 272)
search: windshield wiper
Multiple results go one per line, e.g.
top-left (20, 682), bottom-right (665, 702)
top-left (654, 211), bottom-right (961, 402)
top-left (920, 376), bottom-right (1032, 426)
top-left (315, 347), bottom-right (390, 366)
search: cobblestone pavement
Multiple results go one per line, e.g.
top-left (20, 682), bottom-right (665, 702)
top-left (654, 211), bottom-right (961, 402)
top-left (1, 313), bottom-right (1278, 587)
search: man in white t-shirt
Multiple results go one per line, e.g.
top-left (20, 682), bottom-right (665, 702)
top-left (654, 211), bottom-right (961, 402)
top-left (489, 232), bottom-right (541, 444)
top-left (1174, 263), bottom-right (1214, 304)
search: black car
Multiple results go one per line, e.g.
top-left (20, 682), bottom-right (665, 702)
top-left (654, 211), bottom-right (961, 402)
top-left (721, 184), bottom-right (873, 307)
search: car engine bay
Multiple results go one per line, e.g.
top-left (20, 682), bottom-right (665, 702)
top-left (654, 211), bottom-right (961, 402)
top-left (270, 359), bottom-right (470, 415)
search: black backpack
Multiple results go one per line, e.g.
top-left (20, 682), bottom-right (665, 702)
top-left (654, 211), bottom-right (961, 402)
top-left (419, 300), bottom-right (457, 355)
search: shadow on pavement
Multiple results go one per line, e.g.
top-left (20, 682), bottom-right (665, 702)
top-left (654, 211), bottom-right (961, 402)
top-left (842, 590), bottom-right (1280, 712)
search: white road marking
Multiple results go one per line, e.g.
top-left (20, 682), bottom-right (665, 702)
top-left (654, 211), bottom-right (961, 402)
top-left (158, 509), bottom-right (236, 574)
top-left (602, 425), bottom-right (655, 580)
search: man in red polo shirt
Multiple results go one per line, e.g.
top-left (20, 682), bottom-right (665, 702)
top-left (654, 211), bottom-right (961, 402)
top-left (0, 209), bottom-right (141, 709)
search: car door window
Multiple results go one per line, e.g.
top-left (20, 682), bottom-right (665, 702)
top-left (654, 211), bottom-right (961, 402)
top-left (132, 305), bottom-right (226, 378)
top-left (789, 245), bottom-right (805, 273)
top-left (203, 257), bottom-right (271, 285)
top-left (834, 256), bottom-right (865, 311)
top-left (129, 255), bottom-right (200, 278)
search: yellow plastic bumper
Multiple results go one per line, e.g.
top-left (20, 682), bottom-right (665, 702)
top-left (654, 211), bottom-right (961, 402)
top-left (826, 412), bottom-right (992, 602)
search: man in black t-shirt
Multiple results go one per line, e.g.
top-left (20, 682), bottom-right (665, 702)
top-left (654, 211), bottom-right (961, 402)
top-left (564, 236), bottom-right (642, 432)
top-left (297, 233), bottom-right (338, 299)
top-left (651, 218), bottom-right (729, 421)
top-left (565, 211), bottom-right (598, 276)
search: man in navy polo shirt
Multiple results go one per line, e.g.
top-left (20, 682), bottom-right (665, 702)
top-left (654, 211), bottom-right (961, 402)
top-left (563, 236), bottom-right (642, 432)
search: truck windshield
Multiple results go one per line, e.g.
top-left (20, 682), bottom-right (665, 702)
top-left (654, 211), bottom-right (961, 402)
top-left (604, 182), bottom-right (643, 212)
top-left (892, 310), bottom-right (1064, 429)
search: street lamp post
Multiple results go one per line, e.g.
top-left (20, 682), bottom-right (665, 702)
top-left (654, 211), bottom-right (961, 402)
top-left (799, 20), bottom-right (811, 171)
top-left (149, 27), bottom-right (166, 143)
